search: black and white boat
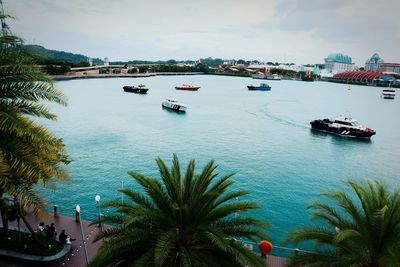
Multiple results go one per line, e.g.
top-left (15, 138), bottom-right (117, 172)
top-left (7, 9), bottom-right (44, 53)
top-left (310, 116), bottom-right (376, 138)
top-left (381, 88), bottom-right (395, 99)
top-left (123, 84), bottom-right (149, 94)
top-left (162, 98), bottom-right (187, 112)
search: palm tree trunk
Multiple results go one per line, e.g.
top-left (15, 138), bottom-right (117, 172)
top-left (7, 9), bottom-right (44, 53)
top-left (0, 192), bottom-right (9, 237)
top-left (20, 213), bottom-right (39, 243)
top-left (17, 217), bottom-right (21, 241)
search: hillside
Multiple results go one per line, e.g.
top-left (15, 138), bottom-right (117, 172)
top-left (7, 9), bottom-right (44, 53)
top-left (24, 44), bottom-right (103, 65)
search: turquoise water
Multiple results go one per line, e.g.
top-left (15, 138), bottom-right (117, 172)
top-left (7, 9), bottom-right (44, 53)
top-left (41, 75), bottom-right (400, 250)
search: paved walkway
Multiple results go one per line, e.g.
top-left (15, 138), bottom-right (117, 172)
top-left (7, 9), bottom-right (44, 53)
top-left (1, 212), bottom-right (103, 267)
top-left (1, 212), bottom-right (288, 267)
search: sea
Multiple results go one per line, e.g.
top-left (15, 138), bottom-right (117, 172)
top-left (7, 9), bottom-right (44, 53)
top-left (39, 75), bottom-right (400, 253)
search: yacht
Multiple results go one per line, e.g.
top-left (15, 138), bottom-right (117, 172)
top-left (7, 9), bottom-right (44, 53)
top-left (381, 88), bottom-right (395, 99)
top-left (123, 84), bottom-right (149, 94)
top-left (251, 72), bottom-right (281, 80)
top-left (162, 98), bottom-right (187, 112)
top-left (175, 84), bottom-right (200, 91)
top-left (310, 115), bottom-right (376, 138)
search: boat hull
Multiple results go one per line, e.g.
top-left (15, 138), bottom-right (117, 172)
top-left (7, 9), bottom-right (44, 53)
top-left (162, 102), bottom-right (187, 112)
top-left (123, 86), bottom-right (148, 94)
top-left (310, 120), bottom-right (375, 138)
top-left (247, 85), bottom-right (271, 91)
top-left (381, 89), bottom-right (395, 99)
top-left (175, 87), bottom-right (200, 91)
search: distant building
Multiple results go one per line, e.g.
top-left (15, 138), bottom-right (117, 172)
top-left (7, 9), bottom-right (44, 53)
top-left (379, 63), bottom-right (400, 73)
top-left (87, 57), bottom-right (93, 66)
top-left (223, 59), bottom-right (236, 65)
top-left (324, 53), bottom-right (355, 74)
top-left (104, 57), bottom-right (109, 67)
top-left (365, 53), bottom-right (400, 74)
top-left (365, 53), bottom-right (383, 71)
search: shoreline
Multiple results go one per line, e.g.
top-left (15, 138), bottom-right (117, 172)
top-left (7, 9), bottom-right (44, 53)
top-left (51, 72), bottom-right (204, 81)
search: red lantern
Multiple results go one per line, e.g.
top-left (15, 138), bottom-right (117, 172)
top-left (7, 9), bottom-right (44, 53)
top-left (258, 240), bottom-right (273, 254)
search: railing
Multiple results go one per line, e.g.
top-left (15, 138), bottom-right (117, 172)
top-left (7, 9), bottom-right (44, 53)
top-left (3, 197), bottom-right (311, 267)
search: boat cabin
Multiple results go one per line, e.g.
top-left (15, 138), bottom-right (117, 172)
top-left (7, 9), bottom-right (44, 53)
top-left (334, 116), bottom-right (360, 127)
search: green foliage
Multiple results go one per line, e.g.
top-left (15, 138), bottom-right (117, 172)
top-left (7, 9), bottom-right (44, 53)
top-left (44, 64), bottom-right (71, 75)
top-left (286, 180), bottom-right (400, 267)
top-left (0, 19), bottom-right (69, 214)
top-left (99, 68), bottom-right (109, 74)
top-left (22, 44), bottom-right (102, 66)
top-left (89, 154), bottom-right (269, 267)
top-left (0, 228), bottom-right (63, 256)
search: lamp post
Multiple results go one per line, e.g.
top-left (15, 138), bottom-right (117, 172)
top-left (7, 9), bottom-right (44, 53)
top-left (121, 180), bottom-right (124, 204)
top-left (76, 205), bottom-right (89, 265)
top-left (95, 195), bottom-right (102, 230)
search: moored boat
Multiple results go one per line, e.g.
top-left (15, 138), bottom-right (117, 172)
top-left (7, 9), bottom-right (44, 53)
top-left (162, 98), bottom-right (187, 112)
top-left (381, 88), bottom-right (395, 99)
top-left (175, 84), bottom-right (200, 91)
top-left (123, 84), bottom-right (149, 94)
top-left (247, 83), bottom-right (271, 91)
top-left (310, 115), bottom-right (375, 138)
top-left (252, 72), bottom-right (281, 80)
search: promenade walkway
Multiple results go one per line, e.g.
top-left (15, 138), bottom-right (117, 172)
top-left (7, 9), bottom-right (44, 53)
top-left (1, 212), bottom-right (289, 267)
top-left (1, 212), bottom-right (102, 267)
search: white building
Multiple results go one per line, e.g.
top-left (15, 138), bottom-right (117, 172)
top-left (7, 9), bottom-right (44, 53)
top-left (365, 53), bottom-right (400, 73)
top-left (104, 57), bottom-right (109, 67)
top-left (365, 53), bottom-right (384, 71)
top-left (324, 53), bottom-right (355, 74)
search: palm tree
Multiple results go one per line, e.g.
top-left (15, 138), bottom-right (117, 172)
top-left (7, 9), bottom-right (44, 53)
top-left (90, 154), bottom-right (269, 267)
top-left (286, 180), bottom-right (400, 267)
top-left (0, 12), bottom-right (68, 235)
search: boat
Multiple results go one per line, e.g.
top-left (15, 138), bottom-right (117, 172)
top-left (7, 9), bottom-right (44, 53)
top-left (381, 88), bottom-right (395, 99)
top-left (175, 84), bottom-right (200, 91)
top-left (247, 83), bottom-right (271, 91)
top-left (123, 84), bottom-right (149, 94)
top-left (162, 98), bottom-right (187, 112)
top-left (251, 72), bottom-right (281, 80)
top-left (310, 115), bottom-right (376, 138)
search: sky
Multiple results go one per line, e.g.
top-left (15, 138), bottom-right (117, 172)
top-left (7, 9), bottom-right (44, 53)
top-left (4, 0), bottom-right (400, 66)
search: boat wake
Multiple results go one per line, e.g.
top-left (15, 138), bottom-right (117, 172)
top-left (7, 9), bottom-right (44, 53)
top-left (245, 110), bottom-right (258, 116)
top-left (260, 107), bottom-right (309, 129)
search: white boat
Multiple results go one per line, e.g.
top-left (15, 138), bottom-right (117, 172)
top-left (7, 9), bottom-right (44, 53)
top-left (381, 88), bottom-right (395, 99)
top-left (251, 72), bottom-right (281, 80)
top-left (162, 98), bottom-right (187, 112)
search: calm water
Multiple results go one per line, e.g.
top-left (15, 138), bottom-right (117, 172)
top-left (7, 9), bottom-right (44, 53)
top-left (40, 75), bottom-right (400, 250)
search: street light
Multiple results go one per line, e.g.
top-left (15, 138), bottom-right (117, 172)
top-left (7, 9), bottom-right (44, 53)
top-left (95, 195), bottom-right (102, 229)
top-left (76, 205), bottom-right (89, 265)
top-left (121, 180), bottom-right (124, 204)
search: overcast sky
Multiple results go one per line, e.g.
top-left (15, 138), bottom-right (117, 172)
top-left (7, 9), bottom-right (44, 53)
top-left (4, 0), bottom-right (400, 65)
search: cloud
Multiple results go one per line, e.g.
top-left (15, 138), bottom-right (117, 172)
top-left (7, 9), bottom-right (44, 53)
top-left (3, 0), bottom-right (400, 65)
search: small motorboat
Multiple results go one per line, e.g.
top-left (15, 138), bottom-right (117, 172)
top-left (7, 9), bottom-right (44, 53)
top-left (247, 83), bottom-right (271, 91)
top-left (310, 115), bottom-right (376, 138)
top-left (162, 98), bottom-right (187, 112)
top-left (123, 84), bottom-right (149, 94)
top-left (381, 88), bottom-right (395, 99)
top-left (175, 84), bottom-right (200, 91)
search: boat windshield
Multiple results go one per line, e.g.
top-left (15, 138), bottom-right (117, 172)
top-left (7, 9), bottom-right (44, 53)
top-left (334, 120), bottom-right (352, 126)
top-left (351, 121), bottom-right (360, 126)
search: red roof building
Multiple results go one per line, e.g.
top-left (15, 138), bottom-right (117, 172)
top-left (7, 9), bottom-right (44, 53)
top-left (332, 71), bottom-right (383, 83)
